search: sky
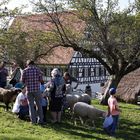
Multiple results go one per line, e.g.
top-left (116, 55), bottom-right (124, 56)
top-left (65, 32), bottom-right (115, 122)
top-left (6, 0), bottom-right (33, 12)
top-left (6, 0), bottom-right (135, 12)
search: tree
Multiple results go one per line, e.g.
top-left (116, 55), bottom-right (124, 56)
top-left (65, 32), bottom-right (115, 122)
top-left (32, 0), bottom-right (140, 104)
top-left (0, 0), bottom-right (54, 68)
top-left (29, 0), bottom-right (140, 104)
top-left (0, 0), bottom-right (11, 61)
top-left (0, 20), bottom-right (55, 68)
top-left (136, 0), bottom-right (140, 11)
top-left (0, 0), bottom-right (25, 62)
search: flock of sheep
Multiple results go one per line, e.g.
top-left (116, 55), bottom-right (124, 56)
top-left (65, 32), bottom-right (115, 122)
top-left (65, 84), bottom-right (106, 127)
top-left (0, 84), bottom-right (106, 127)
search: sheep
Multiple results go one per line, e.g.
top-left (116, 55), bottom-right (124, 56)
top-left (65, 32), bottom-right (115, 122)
top-left (78, 94), bottom-right (91, 105)
top-left (64, 84), bottom-right (91, 114)
top-left (66, 86), bottom-right (91, 104)
top-left (73, 102), bottom-right (106, 128)
top-left (65, 94), bottom-right (81, 111)
top-left (65, 93), bottom-right (91, 109)
top-left (64, 92), bottom-right (91, 113)
top-left (0, 88), bottom-right (21, 111)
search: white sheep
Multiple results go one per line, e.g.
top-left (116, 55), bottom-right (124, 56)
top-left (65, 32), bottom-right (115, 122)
top-left (64, 93), bottom-right (91, 114)
top-left (78, 94), bottom-right (91, 104)
top-left (66, 94), bottom-right (81, 111)
top-left (67, 86), bottom-right (91, 104)
top-left (73, 102), bottom-right (106, 127)
top-left (64, 84), bottom-right (91, 114)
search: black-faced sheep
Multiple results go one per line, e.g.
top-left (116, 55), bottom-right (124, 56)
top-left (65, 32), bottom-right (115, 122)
top-left (0, 88), bottom-right (21, 111)
top-left (73, 102), bottom-right (106, 127)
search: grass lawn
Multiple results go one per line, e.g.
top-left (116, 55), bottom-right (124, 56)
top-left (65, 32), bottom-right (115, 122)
top-left (0, 99), bottom-right (140, 140)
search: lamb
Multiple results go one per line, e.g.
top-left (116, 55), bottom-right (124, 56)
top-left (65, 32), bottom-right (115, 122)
top-left (73, 102), bottom-right (106, 127)
top-left (0, 88), bottom-right (21, 111)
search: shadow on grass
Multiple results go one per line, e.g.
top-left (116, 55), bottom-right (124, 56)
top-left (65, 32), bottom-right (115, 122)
top-left (119, 105), bottom-right (140, 110)
top-left (115, 118), bottom-right (140, 140)
top-left (44, 121), bottom-right (108, 140)
top-left (1, 104), bottom-right (139, 140)
top-left (39, 111), bottom-right (140, 140)
top-left (0, 135), bottom-right (35, 140)
top-left (2, 111), bottom-right (106, 140)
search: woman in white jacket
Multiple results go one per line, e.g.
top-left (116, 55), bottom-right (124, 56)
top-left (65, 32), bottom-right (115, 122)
top-left (12, 85), bottom-right (29, 119)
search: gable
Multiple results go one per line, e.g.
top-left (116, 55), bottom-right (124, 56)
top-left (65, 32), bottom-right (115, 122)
top-left (11, 11), bottom-right (84, 65)
top-left (36, 46), bottom-right (75, 65)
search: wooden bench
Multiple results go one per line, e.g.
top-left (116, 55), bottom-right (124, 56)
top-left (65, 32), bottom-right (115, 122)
top-left (137, 96), bottom-right (140, 105)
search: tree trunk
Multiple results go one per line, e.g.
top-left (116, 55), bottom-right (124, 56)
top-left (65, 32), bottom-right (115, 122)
top-left (100, 75), bottom-right (122, 105)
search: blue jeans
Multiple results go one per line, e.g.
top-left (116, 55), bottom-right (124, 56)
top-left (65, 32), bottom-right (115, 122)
top-left (19, 105), bottom-right (29, 117)
top-left (27, 91), bottom-right (43, 124)
top-left (42, 106), bottom-right (47, 122)
top-left (105, 115), bottom-right (119, 135)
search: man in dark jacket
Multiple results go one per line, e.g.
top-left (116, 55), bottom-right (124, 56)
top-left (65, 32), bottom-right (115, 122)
top-left (0, 61), bottom-right (8, 88)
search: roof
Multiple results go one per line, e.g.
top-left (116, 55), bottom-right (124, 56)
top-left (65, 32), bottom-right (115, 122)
top-left (36, 46), bottom-right (74, 65)
top-left (116, 68), bottom-right (140, 103)
top-left (11, 11), bottom-right (85, 65)
top-left (102, 68), bottom-right (140, 104)
top-left (12, 11), bottom-right (84, 32)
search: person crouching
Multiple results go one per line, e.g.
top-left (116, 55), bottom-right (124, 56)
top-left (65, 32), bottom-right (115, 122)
top-left (12, 85), bottom-right (29, 120)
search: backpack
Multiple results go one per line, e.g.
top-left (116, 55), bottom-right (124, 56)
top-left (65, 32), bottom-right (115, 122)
top-left (54, 82), bottom-right (64, 98)
top-left (51, 78), bottom-right (64, 98)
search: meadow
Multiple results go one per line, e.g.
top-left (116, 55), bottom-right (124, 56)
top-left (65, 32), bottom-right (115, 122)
top-left (0, 99), bottom-right (140, 140)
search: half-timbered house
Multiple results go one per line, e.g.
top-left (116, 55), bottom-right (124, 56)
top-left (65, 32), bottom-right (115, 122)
top-left (11, 12), bottom-right (109, 85)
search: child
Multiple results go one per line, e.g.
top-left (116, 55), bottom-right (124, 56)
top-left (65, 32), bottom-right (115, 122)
top-left (40, 84), bottom-right (48, 123)
top-left (12, 85), bottom-right (29, 120)
top-left (105, 88), bottom-right (121, 136)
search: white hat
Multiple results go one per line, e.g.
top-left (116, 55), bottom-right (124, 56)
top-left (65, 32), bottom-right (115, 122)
top-left (51, 68), bottom-right (60, 77)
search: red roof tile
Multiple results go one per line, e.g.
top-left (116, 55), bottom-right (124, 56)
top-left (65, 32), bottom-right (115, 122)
top-left (36, 46), bottom-right (74, 65)
top-left (12, 11), bottom-right (85, 33)
top-left (12, 11), bottom-right (85, 65)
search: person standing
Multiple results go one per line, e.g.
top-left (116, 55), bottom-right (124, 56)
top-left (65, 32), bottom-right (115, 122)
top-left (10, 62), bottom-right (22, 87)
top-left (0, 61), bottom-right (8, 88)
top-left (21, 60), bottom-right (44, 124)
top-left (45, 68), bottom-right (66, 123)
top-left (63, 72), bottom-right (78, 89)
top-left (40, 83), bottom-right (48, 123)
top-left (105, 88), bottom-right (121, 136)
